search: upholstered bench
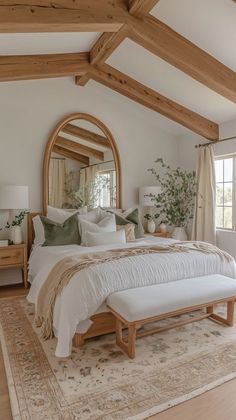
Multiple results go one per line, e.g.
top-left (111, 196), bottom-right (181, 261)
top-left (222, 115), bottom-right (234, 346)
top-left (106, 275), bottom-right (236, 358)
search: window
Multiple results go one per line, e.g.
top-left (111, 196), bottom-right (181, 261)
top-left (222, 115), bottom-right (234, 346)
top-left (96, 170), bottom-right (116, 208)
top-left (215, 156), bottom-right (235, 230)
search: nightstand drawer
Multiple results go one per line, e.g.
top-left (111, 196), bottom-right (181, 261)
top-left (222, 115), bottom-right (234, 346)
top-left (0, 248), bottom-right (23, 267)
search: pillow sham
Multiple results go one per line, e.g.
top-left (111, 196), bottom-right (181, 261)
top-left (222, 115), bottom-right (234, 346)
top-left (33, 215), bottom-right (45, 246)
top-left (40, 213), bottom-right (81, 246)
top-left (86, 230), bottom-right (126, 247)
top-left (47, 205), bottom-right (87, 223)
top-left (112, 208), bottom-right (144, 239)
top-left (79, 214), bottom-right (116, 246)
top-left (78, 207), bottom-right (105, 224)
top-left (116, 223), bottom-right (136, 242)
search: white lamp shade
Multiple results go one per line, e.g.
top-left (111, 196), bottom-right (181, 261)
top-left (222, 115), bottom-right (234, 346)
top-left (0, 186), bottom-right (29, 210)
top-left (139, 186), bottom-right (161, 207)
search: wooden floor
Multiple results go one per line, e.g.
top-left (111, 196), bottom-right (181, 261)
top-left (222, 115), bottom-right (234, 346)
top-left (0, 285), bottom-right (236, 420)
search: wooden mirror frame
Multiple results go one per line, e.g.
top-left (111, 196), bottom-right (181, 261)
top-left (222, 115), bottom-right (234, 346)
top-left (43, 113), bottom-right (122, 214)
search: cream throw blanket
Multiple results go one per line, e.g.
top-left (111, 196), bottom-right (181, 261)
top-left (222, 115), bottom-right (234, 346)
top-left (35, 242), bottom-right (233, 340)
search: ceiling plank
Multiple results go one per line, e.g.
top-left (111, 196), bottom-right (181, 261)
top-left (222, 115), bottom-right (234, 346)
top-left (128, 15), bottom-right (236, 103)
top-left (129, 0), bottom-right (161, 17)
top-left (62, 124), bottom-right (111, 149)
top-left (53, 145), bottom-right (89, 165)
top-left (0, 52), bottom-right (89, 81)
top-left (56, 136), bottom-right (105, 161)
top-left (80, 63), bottom-right (219, 140)
top-left (0, 0), bottom-right (128, 33)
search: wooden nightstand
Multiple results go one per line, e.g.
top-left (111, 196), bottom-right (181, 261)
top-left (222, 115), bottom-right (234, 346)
top-left (0, 244), bottom-right (28, 288)
top-left (145, 232), bottom-right (171, 238)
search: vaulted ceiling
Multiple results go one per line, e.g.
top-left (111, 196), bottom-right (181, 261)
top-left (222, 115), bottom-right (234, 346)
top-left (1, 0), bottom-right (236, 139)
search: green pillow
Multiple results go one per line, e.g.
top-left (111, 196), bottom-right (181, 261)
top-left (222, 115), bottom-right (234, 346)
top-left (115, 208), bottom-right (144, 239)
top-left (40, 213), bottom-right (81, 246)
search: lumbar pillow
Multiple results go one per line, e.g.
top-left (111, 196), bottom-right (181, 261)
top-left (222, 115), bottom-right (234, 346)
top-left (79, 214), bottom-right (116, 246)
top-left (40, 213), bottom-right (81, 246)
top-left (86, 230), bottom-right (126, 247)
top-left (47, 205), bottom-right (87, 223)
top-left (116, 223), bottom-right (136, 242)
top-left (114, 208), bottom-right (144, 239)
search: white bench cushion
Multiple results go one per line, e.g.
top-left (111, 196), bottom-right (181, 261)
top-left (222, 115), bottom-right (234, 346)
top-left (107, 275), bottom-right (236, 322)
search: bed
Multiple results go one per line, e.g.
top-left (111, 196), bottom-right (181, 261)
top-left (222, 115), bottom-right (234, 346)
top-left (27, 213), bottom-right (236, 357)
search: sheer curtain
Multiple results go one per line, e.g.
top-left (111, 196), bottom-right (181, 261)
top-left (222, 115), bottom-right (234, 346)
top-left (49, 158), bottom-right (66, 208)
top-left (80, 165), bottom-right (97, 187)
top-left (191, 145), bottom-right (216, 244)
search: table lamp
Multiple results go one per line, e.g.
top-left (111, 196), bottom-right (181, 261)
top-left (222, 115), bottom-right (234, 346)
top-left (0, 185), bottom-right (29, 244)
top-left (139, 186), bottom-right (161, 233)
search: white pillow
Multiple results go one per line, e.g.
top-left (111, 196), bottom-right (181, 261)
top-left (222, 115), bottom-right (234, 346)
top-left (32, 215), bottom-right (45, 246)
top-left (47, 205), bottom-right (87, 223)
top-left (79, 207), bottom-right (104, 224)
top-left (86, 230), bottom-right (126, 247)
top-left (79, 214), bottom-right (116, 246)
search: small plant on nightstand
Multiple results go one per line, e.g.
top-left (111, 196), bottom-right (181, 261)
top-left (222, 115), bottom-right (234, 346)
top-left (144, 213), bottom-right (159, 234)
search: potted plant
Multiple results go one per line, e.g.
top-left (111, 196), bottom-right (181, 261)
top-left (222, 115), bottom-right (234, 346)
top-left (2, 211), bottom-right (28, 244)
top-left (144, 213), bottom-right (159, 233)
top-left (148, 158), bottom-right (197, 240)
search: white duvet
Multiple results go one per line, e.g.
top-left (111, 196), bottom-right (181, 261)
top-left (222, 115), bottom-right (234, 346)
top-left (27, 236), bottom-right (236, 357)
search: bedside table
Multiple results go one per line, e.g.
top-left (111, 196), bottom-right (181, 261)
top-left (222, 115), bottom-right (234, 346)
top-left (0, 244), bottom-right (28, 288)
top-left (145, 232), bottom-right (171, 238)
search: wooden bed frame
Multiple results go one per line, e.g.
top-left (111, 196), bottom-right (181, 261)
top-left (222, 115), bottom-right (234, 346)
top-left (27, 212), bottom-right (117, 347)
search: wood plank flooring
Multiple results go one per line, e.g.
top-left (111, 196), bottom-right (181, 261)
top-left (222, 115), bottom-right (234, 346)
top-left (0, 285), bottom-right (235, 420)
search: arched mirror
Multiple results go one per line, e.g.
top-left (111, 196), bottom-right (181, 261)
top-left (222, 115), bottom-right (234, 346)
top-left (43, 114), bottom-right (121, 214)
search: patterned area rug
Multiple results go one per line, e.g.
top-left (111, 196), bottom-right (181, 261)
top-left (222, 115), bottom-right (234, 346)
top-left (1, 298), bottom-right (236, 419)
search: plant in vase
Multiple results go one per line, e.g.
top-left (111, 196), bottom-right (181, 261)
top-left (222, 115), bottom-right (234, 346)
top-left (144, 213), bottom-right (159, 234)
top-left (1, 210), bottom-right (28, 244)
top-left (148, 158), bottom-right (197, 240)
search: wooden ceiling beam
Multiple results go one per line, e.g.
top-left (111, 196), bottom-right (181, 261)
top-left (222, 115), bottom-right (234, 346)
top-left (62, 124), bottom-right (111, 148)
top-left (56, 136), bottom-right (105, 161)
top-left (128, 0), bottom-right (161, 17)
top-left (53, 145), bottom-right (89, 166)
top-left (0, 52), bottom-right (89, 81)
top-left (0, 0), bottom-right (128, 33)
top-left (128, 15), bottom-right (236, 103)
top-left (79, 63), bottom-right (219, 140)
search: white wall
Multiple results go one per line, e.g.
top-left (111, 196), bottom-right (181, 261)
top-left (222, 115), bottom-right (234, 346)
top-left (0, 77), bottom-right (178, 284)
top-left (176, 118), bottom-right (236, 258)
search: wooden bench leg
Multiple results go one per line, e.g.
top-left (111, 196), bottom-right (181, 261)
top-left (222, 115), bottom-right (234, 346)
top-left (227, 301), bottom-right (235, 326)
top-left (209, 301), bottom-right (235, 327)
top-left (74, 333), bottom-right (85, 347)
top-left (115, 319), bottom-right (136, 359)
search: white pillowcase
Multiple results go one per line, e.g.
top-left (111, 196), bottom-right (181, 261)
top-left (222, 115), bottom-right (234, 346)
top-left (47, 205), bottom-right (87, 223)
top-left (86, 230), bottom-right (126, 247)
top-left (79, 207), bottom-right (104, 224)
top-left (79, 214), bottom-right (116, 246)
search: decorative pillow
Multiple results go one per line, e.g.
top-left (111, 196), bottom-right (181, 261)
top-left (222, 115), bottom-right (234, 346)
top-left (116, 223), bottom-right (135, 242)
top-left (79, 214), bottom-right (116, 246)
top-left (78, 207), bottom-right (105, 225)
top-left (114, 208), bottom-right (144, 239)
top-left (40, 213), bottom-right (81, 246)
top-left (47, 205), bottom-right (87, 223)
top-left (33, 215), bottom-right (45, 246)
top-left (86, 230), bottom-right (126, 247)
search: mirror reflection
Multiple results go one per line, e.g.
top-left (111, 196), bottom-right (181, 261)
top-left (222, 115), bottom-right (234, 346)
top-left (49, 119), bottom-right (116, 209)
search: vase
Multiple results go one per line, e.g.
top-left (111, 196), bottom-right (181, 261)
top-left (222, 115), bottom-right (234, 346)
top-left (11, 226), bottom-right (23, 245)
top-left (159, 223), bottom-right (167, 233)
top-left (171, 227), bottom-right (187, 241)
top-left (147, 220), bottom-right (156, 234)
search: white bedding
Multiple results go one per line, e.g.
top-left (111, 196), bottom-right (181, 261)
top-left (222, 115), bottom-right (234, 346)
top-left (27, 237), bottom-right (236, 357)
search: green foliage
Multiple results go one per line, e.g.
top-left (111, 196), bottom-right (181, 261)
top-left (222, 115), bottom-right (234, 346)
top-left (63, 175), bottom-right (110, 209)
top-left (148, 158), bottom-right (197, 228)
top-left (144, 213), bottom-right (159, 221)
top-left (3, 211), bottom-right (28, 230)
